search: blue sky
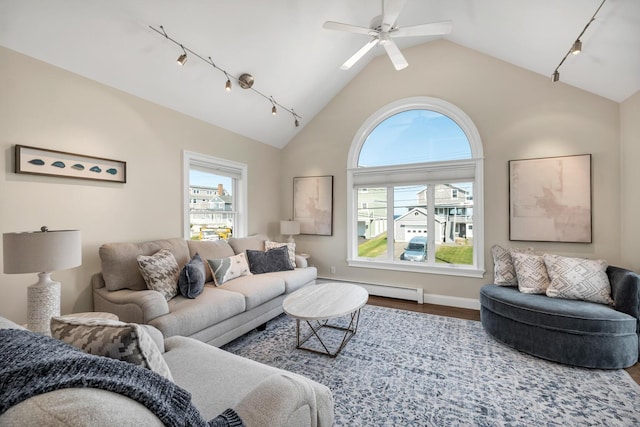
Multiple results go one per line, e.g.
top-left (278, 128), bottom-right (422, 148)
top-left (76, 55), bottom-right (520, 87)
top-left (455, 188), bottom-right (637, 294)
top-left (190, 170), bottom-right (232, 193)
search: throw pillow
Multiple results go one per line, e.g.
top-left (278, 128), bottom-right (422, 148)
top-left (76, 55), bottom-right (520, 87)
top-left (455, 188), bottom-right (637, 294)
top-left (264, 241), bottom-right (296, 267)
top-left (246, 246), bottom-right (294, 274)
top-left (511, 252), bottom-right (550, 294)
top-left (137, 248), bottom-right (179, 301)
top-left (543, 254), bottom-right (613, 305)
top-left (207, 252), bottom-right (252, 286)
top-left (50, 316), bottom-right (173, 380)
top-left (491, 244), bottom-right (535, 286)
top-left (178, 253), bottom-right (206, 299)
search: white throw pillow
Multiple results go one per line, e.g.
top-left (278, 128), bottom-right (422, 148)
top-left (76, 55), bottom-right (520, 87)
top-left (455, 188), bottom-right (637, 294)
top-left (207, 252), bottom-right (252, 285)
top-left (264, 241), bottom-right (296, 267)
top-left (511, 252), bottom-right (550, 294)
top-left (543, 254), bottom-right (613, 305)
top-left (491, 244), bottom-right (535, 286)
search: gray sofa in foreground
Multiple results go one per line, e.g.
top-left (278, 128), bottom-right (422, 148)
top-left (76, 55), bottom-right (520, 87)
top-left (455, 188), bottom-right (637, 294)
top-left (480, 265), bottom-right (640, 369)
top-left (0, 316), bottom-right (334, 426)
top-left (93, 234), bottom-right (317, 346)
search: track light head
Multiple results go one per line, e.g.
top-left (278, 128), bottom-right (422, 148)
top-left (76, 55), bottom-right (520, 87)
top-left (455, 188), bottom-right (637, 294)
top-left (177, 53), bottom-right (187, 66)
top-left (571, 39), bottom-right (582, 55)
top-left (295, 118), bottom-right (300, 127)
top-left (552, 70), bottom-right (560, 82)
top-left (225, 79), bottom-right (232, 91)
top-left (272, 105), bottom-right (277, 115)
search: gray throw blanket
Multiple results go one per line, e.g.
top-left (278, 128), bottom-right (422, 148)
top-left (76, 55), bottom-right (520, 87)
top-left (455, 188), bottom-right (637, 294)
top-left (0, 329), bottom-right (243, 427)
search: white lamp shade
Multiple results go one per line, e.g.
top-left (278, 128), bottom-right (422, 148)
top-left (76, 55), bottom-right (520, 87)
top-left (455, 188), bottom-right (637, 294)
top-left (280, 220), bottom-right (300, 236)
top-left (3, 230), bottom-right (82, 274)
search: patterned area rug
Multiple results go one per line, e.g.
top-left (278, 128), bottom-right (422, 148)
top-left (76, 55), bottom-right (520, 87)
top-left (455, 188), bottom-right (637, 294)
top-left (222, 305), bottom-right (640, 426)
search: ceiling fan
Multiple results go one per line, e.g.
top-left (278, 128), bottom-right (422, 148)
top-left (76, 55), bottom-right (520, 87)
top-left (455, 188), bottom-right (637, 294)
top-left (323, 0), bottom-right (452, 71)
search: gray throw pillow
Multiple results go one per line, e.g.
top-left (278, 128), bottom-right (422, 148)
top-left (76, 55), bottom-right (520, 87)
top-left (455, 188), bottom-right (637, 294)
top-left (246, 246), bottom-right (294, 274)
top-left (178, 253), bottom-right (206, 299)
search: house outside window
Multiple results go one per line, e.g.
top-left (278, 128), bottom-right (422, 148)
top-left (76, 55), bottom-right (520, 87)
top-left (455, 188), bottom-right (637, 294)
top-left (183, 151), bottom-right (247, 241)
top-left (347, 97), bottom-right (485, 278)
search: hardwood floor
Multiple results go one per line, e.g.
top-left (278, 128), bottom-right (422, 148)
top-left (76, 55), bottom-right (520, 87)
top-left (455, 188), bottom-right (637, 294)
top-left (366, 295), bottom-right (640, 385)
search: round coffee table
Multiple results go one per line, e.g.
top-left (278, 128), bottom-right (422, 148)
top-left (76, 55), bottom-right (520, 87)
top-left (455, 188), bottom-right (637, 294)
top-left (283, 282), bottom-right (368, 357)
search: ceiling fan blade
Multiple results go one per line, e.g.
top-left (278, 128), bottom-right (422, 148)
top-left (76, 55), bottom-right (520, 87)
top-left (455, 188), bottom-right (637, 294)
top-left (392, 20), bottom-right (453, 37)
top-left (382, 40), bottom-right (408, 70)
top-left (340, 38), bottom-right (379, 70)
top-left (382, 0), bottom-right (407, 32)
top-left (323, 21), bottom-right (373, 36)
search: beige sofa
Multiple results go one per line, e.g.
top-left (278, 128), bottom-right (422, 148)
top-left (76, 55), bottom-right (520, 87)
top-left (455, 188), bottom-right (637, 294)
top-left (93, 234), bottom-right (317, 346)
top-left (0, 316), bottom-right (334, 426)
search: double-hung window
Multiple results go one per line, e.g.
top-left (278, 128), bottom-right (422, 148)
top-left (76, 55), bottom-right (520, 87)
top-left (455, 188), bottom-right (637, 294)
top-left (183, 151), bottom-right (247, 241)
top-left (347, 97), bottom-right (484, 277)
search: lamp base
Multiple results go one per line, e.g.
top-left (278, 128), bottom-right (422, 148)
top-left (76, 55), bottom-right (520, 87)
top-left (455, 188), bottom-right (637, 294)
top-left (287, 235), bottom-right (296, 245)
top-left (27, 272), bottom-right (60, 336)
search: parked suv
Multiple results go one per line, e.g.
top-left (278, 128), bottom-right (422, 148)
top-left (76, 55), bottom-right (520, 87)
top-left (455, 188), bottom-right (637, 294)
top-left (400, 236), bottom-right (427, 262)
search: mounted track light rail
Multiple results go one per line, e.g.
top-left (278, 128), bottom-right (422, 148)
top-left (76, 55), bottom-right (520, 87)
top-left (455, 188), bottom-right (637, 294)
top-left (150, 25), bottom-right (302, 128)
top-left (551, 0), bottom-right (606, 82)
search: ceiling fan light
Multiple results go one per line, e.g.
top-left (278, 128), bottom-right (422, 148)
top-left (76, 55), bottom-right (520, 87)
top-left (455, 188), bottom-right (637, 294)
top-left (378, 32), bottom-right (391, 45)
top-left (176, 53), bottom-right (187, 66)
top-left (571, 39), bottom-right (582, 55)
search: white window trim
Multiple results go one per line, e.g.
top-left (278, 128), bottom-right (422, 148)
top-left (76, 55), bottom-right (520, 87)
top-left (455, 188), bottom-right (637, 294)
top-left (346, 96), bottom-right (485, 278)
top-left (182, 150), bottom-right (248, 239)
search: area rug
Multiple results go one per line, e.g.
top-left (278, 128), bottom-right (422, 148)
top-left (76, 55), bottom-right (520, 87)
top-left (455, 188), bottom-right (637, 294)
top-left (222, 305), bottom-right (640, 426)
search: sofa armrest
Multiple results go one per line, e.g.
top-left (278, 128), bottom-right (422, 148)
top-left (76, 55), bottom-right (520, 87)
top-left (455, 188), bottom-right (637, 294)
top-left (234, 374), bottom-right (322, 427)
top-left (93, 282), bottom-right (169, 324)
top-left (608, 266), bottom-right (640, 326)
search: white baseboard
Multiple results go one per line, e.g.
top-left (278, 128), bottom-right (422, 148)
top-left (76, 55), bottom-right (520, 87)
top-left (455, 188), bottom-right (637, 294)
top-left (317, 277), bottom-right (480, 310)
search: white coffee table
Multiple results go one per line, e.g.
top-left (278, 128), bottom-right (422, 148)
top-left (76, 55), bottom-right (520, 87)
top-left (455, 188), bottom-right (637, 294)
top-left (283, 282), bottom-right (368, 357)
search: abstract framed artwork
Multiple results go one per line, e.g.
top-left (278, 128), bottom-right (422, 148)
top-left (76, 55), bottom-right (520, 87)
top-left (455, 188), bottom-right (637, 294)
top-left (293, 175), bottom-right (333, 236)
top-left (15, 145), bottom-right (126, 183)
top-left (509, 154), bottom-right (591, 243)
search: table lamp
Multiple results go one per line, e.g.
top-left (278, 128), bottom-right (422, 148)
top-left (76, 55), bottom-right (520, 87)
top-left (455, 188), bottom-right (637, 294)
top-left (280, 220), bottom-right (300, 244)
top-left (3, 226), bottom-right (81, 335)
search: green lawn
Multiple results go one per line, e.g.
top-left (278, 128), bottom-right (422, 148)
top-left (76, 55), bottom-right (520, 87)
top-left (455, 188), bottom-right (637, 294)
top-left (358, 233), bottom-right (473, 265)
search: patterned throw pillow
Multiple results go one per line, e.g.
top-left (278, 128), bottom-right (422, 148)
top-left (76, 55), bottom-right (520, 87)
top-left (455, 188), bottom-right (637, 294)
top-left (511, 252), bottom-right (550, 294)
top-left (265, 241), bottom-right (296, 267)
top-left (246, 246), bottom-right (294, 274)
top-left (137, 249), bottom-right (179, 301)
top-left (207, 252), bottom-right (252, 285)
top-left (178, 253), bottom-right (206, 299)
top-left (543, 254), bottom-right (613, 305)
top-left (491, 244), bottom-right (536, 286)
top-left (50, 317), bottom-right (173, 380)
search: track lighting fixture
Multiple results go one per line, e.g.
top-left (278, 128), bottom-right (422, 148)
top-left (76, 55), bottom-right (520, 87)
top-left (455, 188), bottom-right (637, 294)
top-left (176, 45), bottom-right (187, 66)
top-left (150, 25), bottom-right (301, 128)
top-left (551, 0), bottom-right (605, 83)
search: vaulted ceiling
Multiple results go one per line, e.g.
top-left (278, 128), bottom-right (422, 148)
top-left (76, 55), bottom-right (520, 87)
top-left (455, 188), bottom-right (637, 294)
top-left (1, 1), bottom-right (638, 148)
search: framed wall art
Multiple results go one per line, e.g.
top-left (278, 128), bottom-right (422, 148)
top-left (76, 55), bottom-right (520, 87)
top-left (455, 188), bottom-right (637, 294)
top-left (15, 145), bottom-right (126, 183)
top-left (509, 154), bottom-right (591, 243)
top-left (293, 175), bottom-right (333, 236)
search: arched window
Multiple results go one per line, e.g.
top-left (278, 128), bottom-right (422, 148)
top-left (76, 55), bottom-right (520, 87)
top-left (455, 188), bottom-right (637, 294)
top-left (346, 97), bottom-right (484, 277)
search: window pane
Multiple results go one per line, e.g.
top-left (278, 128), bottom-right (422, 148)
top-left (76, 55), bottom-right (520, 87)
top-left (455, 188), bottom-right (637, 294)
top-left (394, 185), bottom-right (428, 262)
top-left (189, 169), bottom-right (234, 241)
top-left (435, 183), bottom-right (473, 265)
top-left (358, 110), bottom-right (471, 167)
top-left (357, 187), bottom-right (387, 259)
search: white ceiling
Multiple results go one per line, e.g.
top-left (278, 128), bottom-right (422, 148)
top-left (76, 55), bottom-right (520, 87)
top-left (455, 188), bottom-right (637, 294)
top-left (1, 0), bottom-right (638, 148)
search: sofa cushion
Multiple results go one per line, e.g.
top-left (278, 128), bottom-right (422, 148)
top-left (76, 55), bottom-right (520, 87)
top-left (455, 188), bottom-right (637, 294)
top-left (543, 254), bottom-right (614, 306)
top-left (50, 317), bottom-right (173, 380)
top-left (207, 252), bottom-right (253, 285)
top-left (187, 240), bottom-right (235, 283)
top-left (228, 234), bottom-right (269, 256)
top-left (263, 267), bottom-right (318, 294)
top-left (246, 246), bottom-right (294, 274)
top-left (491, 244), bottom-right (535, 287)
top-left (152, 287), bottom-right (246, 337)
top-left (178, 253), bottom-right (206, 299)
top-left (220, 274), bottom-right (286, 310)
top-left (100, 238), bottom-right (190, 292)
top-left (137, 249), bottom-right (180, 301)
top-left (512, 252), bottom-right (550, 294)
top-left (265, 241), bottom-right (296, 267)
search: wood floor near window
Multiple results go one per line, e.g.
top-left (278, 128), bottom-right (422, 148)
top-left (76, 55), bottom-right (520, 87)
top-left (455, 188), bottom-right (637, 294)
top-left (366, 295), bottom-right (640, 385)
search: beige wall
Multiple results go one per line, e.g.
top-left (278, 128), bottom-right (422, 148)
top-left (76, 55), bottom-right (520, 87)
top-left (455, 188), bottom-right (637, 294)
top-left (0, 46), bottom-right (281, 324)
top-left (620, 90), bottom-right (640, 271)
top-left (283, 40), bottom-right (621, 301)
